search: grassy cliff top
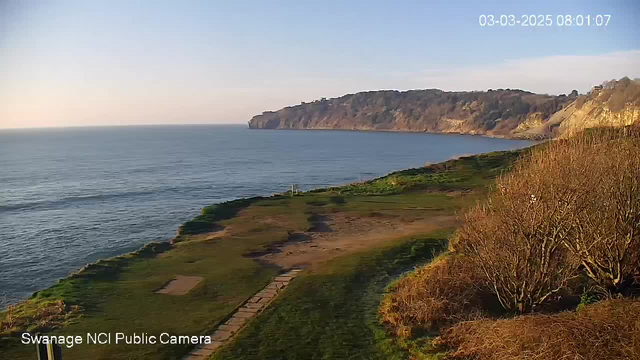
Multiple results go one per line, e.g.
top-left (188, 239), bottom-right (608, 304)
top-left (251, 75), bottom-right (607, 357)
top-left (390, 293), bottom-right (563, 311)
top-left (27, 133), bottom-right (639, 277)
top-left (1, 148), bottom-right (526, 360)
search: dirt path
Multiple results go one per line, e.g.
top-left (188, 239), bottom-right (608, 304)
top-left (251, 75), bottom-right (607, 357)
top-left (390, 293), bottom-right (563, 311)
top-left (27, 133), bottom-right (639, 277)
top-left (182, 212), bottom-right (458, 358)
top-left (256, 213), bottom-right (459, 269)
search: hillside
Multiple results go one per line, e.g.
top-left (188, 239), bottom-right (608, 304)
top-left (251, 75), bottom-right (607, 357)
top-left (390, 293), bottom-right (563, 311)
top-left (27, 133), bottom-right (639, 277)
top-left (521, 77), bottom-right (640, 138)
top-left (248, 78), bottom-right (640, 139)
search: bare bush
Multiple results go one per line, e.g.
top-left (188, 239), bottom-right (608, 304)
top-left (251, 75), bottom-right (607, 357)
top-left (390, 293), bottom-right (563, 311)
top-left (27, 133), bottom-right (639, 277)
top-left (453, 128), bottom-right (640, 312)
top-left (452, 146), bottom-right (587, 313)
top-left (558, 129), bottom-right (640, 294)
top-left (435, 298), bottom-right (640, 360)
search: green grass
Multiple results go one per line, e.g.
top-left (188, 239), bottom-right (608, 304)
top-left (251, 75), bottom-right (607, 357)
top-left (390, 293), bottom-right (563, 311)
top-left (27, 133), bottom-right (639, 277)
top-left (177, 197), bottom-right (266, 236)
top-left (212, 231), bottom-right (452, 360)
top-left (0, 148), bottom-right (526, 360)
top-left (1, 235), bottom-right (282, 359)
top-left (328, 150), bottom-right (525, 195)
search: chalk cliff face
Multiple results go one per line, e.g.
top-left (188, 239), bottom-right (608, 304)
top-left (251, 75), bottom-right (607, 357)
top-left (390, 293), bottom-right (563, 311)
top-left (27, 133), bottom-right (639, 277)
top-left (557, 78), bottom-right (640, 137)
top-left (514, 77), bottom-right (640, 138)
top-left (248, 78), bottom-right (640, 139)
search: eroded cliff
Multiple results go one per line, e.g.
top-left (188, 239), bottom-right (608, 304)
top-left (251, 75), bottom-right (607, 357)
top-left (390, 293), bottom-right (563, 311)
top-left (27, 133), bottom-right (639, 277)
top-left (248, 78), bottom-right (640, 139)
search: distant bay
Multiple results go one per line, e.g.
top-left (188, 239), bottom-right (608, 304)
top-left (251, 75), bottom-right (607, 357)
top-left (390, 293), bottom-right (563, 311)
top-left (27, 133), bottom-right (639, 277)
top-left (0, 125), bottom-right (535, 307)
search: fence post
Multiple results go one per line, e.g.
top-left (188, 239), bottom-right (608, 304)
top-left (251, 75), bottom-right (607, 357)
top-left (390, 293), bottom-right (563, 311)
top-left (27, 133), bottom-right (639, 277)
top-left (36, 343), bottom-right (47, 360)
top-left (36, 342), bottom-right (62, 360)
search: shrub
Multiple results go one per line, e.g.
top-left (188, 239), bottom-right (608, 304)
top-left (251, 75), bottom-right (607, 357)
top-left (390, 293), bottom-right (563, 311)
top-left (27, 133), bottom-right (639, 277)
top-left (435, 298), bottom-right (640, 360)
top-left (379, 255), bottom-right (486, 337)
top-left (557, 129), bottom-right (640, 294)
top-left (452, 145), bottom-right (585, 313)
top-left (452, 128), bottom-right (640, 312)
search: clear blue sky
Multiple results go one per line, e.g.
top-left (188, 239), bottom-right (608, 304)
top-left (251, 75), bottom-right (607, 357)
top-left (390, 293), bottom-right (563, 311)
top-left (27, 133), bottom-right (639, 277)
top-left (1, 0), bottom-right (639, 128)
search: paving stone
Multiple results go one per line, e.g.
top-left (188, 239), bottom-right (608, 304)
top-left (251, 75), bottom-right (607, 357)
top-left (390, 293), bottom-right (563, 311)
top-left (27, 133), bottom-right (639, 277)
top-left (218, 324), bottom-right (241, 333)
top-left (238, 307), bottom-right (260, 314)
top-left (257, 290), bottom-right (277, 297)
top-left (258, 297), bottom-right (271, 304)
top-left (183, 352), bottom-right (206, 359)
top-left (211, 330), bottom-right (232, 341)
top-left (274, 276), bottom-right (293, 282)
top-left (254, 293), bottom-right (274, 300)
top-left (234, 311), bottom-right (254, 319)
top-left (245, 302), bottom-right (263, 309)
top-left (248, 296), bottom-right (261, 303)
top-left (202, 341), bottom-right (223, 351)
top-left (226, 317), bottom-right (246, 326)
top-left (189, 347), bottom-right (214, 357)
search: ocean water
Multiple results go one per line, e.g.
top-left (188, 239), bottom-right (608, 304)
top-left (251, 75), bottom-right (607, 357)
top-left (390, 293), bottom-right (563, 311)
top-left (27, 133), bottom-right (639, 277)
top-left (0, 125), bottom-right (534, 307)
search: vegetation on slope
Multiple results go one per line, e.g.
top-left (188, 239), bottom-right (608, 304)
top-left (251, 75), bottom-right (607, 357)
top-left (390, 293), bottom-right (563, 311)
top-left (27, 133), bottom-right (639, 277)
top-left (177, 197), bottom-right (264, 236)
top-left (249, 77), bottom-right (640, 140)
top-left (249, 88), bottom-right (572, 138)
top-left (379, 254), bottom-right (488, 339)
top-left (381, 126), bottom-right (640, 360)
top-left (330, 150), bottom-right (524, 195)
top-left (437, 298), bottom-right (640, 360)
top-left (575, 76), bottom-right (640, 111)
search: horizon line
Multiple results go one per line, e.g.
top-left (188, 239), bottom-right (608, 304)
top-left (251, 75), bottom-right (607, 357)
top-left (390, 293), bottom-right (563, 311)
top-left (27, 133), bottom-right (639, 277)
top-left (0, 122), bottom-right (250, 131)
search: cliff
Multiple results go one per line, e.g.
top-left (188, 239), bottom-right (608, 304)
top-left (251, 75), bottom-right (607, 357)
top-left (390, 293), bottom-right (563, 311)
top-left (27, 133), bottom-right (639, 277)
top-left (532, 77), bottom-right (640, 138)
top-left (248, 78), bottom-right (640, 139)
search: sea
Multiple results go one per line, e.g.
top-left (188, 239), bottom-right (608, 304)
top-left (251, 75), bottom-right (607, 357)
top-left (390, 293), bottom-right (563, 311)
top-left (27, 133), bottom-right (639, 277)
top-left (0, 125), bottom-right (535, 308)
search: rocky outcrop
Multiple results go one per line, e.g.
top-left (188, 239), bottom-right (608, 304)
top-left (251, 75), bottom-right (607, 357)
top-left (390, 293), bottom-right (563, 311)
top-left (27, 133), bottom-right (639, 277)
top-left (248, 78), bottom-right (640, 139)
top-left (517, 77), bottom-right (640, 138)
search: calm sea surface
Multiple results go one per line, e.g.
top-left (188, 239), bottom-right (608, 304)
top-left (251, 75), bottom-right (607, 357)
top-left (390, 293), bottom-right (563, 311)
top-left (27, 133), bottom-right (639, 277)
top-left (0, 125), bottom-right (534, 307)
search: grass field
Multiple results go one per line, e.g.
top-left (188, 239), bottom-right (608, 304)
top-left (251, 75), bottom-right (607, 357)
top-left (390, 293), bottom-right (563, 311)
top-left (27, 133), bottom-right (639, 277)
top-left (0, 149), bottom-right (525, 360)
top-left (211, 231), bottom-right (452, 360)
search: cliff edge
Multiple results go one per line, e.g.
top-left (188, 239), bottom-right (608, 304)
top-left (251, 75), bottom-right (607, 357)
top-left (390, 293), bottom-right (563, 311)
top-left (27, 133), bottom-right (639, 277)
top-left (248, 78), bottom-right (640, 139)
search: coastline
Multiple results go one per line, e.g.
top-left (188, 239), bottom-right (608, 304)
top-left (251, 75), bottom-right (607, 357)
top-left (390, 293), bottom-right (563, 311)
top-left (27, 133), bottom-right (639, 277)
top-left (1, 147), bottom-right (529, 359)
top-left (6, 147), bottom-right (528, 308)
top-left (246, 126), bottom-right (546, 141)
top-left (1, 132), bottom-right (538, 311)
top-left (1, 126), bottom-right (537, 309)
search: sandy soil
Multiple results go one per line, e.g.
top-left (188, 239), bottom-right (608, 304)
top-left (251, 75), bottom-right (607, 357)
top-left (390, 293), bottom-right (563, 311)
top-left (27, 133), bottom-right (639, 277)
top-left (256, 213), bottom-right (459, 269)
top-left (155, 275), bottom-right (204, 295)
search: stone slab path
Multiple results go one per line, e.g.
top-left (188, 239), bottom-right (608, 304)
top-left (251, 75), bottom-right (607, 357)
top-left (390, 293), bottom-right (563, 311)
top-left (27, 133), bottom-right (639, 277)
top-left (156, 275), bottom-right (204, 295)
top-left (182, 268), bottom-right (302, 359)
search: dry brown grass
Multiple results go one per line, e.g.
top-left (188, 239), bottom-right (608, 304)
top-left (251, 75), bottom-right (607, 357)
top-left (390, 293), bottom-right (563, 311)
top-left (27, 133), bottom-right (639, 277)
top-left (452, 127), bottom-right (640, 312)
top-left (380, 127), bottom-right (640, 358)
top-left (0, 298), bottom-right (81, 336)
top-left (379, 255), bottom-right (486, 337)
top-left (558, 130), bottom-right (640, 294)
top-left (435, 298), bottom-right (640, 360)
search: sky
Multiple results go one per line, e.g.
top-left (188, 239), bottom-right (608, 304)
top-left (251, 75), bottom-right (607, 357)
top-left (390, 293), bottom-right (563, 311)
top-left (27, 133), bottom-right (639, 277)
top-left (1, 0), bottom-right (639, 129)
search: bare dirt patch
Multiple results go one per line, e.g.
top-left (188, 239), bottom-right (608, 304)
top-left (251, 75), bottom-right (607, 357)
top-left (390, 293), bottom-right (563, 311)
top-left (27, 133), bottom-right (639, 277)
top-left (155, 275), bottom-right (204, 295)
top-left (189, 228), bottom-right (228, 241)
top-left (257, 213), bottom-right (459, 269)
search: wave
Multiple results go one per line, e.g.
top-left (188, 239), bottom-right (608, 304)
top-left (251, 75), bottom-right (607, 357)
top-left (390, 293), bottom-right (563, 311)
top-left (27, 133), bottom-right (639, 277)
top-left (0, 191), bottom-right (159, 213)
top-left (0, 183), bottom-right (223, 214)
